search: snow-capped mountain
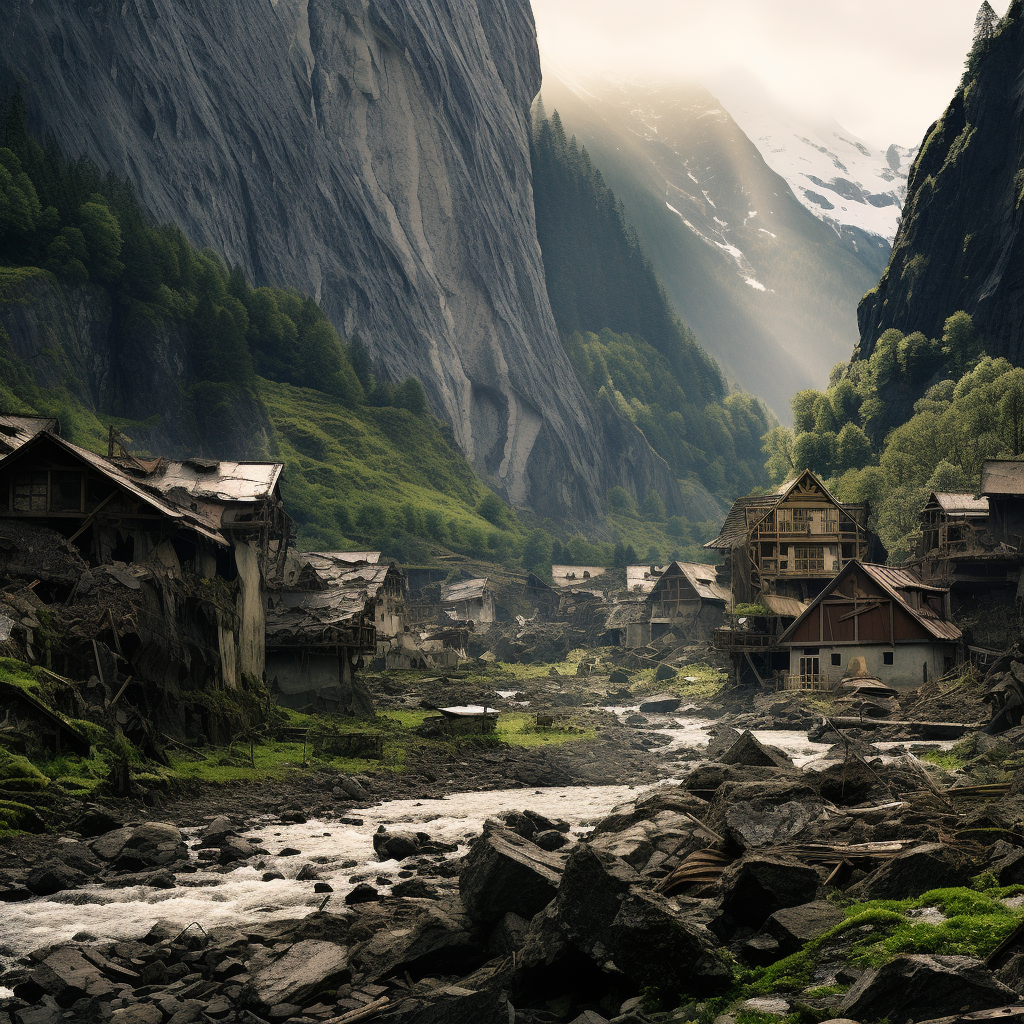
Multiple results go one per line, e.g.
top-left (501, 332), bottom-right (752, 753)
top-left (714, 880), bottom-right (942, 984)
top-left (538, 64), bottom-right (886, 421)
top-left (706, 73), bottom-right (915, 246)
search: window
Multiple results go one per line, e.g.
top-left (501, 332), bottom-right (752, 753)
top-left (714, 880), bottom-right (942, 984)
top-left (778, 509), bottom-right (793, 533)
top-left (822, 509), bottom-right (838, 533)
top-left (13, 472), bottom-right (47, 511)
top-left (831, 653), bottom-right (842, 666)
top-left (794, 546), bottom-right (825, 572)
top-left (883, 651), bottom-right (894, 665)
top-left (50, 471), bottom-right (83, 512)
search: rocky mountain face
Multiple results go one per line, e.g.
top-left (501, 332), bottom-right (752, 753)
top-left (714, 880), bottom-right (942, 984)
top-left (538, 70), bottom-right (884, 422)
top-left (0, 0), bottom-right (684, 520)
top-left (858, 1), bottom-right (1024, 363)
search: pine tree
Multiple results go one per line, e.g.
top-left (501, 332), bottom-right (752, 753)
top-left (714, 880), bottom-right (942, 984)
top-left (974, 2), bottom-right (998, 45)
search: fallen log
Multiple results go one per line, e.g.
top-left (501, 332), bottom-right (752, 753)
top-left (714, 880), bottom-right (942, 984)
top-left (827, 717), bottom-right (978, 739)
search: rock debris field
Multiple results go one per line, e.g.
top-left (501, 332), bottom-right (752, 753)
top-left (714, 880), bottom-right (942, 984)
top-left (4, 672), bottom-right (1024, 1024)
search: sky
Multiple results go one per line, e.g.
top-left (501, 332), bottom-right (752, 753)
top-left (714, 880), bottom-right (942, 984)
top-left (531, 0), bottom-right (1011, 147)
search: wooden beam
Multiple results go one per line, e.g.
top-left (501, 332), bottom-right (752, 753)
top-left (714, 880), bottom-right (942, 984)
top-left (838, 601), bottom-right (882, 623)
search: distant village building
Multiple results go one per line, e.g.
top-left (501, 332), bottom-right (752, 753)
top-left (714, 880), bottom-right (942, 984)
top-left (441, 577), bottom-right (499, 624)
top-left (706, 470), bottom-right (880, 606)
top-left (646, 561), bottom-right (731, 641)
top-left (778, 561), bottom-right (962, 690)
top-left (265, 553), bottom-right (402, 714)
top-left (552, 565), bottom-right (607, 593)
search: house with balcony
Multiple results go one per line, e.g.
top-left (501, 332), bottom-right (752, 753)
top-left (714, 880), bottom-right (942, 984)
top-left (705, 470), bottom-right (882, 606)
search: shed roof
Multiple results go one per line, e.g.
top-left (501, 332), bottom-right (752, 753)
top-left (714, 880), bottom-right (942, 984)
top-left (762, 594), bottom-right (808, 618)
top-left (930, 492), bottom-right (989, 515)
top-left (982, 461), bottom-right (1024, 496)
top-left (123, 459), bottom-right (283, 503)
top-left (674, 562), bottom-right (732, 603)
top-left (0, 415), bottom-right (59, 454)
top-left (442, 578), bottom-right (491, 603)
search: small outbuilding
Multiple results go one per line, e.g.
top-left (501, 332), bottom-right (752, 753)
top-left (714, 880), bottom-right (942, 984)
top-left (647, 561), bottom-right (731, 640)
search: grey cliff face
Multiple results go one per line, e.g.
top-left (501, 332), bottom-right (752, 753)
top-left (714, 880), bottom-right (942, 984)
top-left (1, 0), bottom-right (682, 518)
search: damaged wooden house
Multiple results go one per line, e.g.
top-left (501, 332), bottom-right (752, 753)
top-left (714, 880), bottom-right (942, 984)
top-left (0, 425), bottom-right (290, 741)
top-left (705, 470), bottom-right (882, 606)
top-left (265, 553), bottom-right (404, 713)
top-left (909, 465), bottom-right (1024, 593)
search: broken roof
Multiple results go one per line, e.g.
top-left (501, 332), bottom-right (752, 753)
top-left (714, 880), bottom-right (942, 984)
top-left (4, 432), bottom-right (229, 546)
top-left (605, 599), bottom-right (649, 629)
top-left (626, 564), bottom-right (667, 594)
top-left (982, 460), bottom-right (1024, 496)
top-left (442, 578), bottom-right (492, 604)
top-left (120, 459), bottom-right (283, 504)
top-left (0, 415), bottom-right (58, 455)
top-left (552, 565), bottom-right (608, 587)
top-left (298, 554), bottom-right (401, 594)
top-left (779, 560), bottom-right (962, 644)
top-left (648, 561), bottom-right (731, 603)
top-left (929, 492), bottom-right (989, 515)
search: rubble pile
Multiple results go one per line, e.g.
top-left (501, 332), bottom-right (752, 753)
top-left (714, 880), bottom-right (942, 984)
top-left (7, 719), bottom-right (1024, 1024)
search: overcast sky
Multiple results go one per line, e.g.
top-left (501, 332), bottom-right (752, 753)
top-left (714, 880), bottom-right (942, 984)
top-left (531, 0), bottom-right (1010, 146)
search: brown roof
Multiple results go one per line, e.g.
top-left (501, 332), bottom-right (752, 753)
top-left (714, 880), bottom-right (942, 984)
top-left (779, 561), bottom-right (962, 644)
top-left (673, 562), bottom-right (731, 603)
top-left (0, 416), bottom-right (58, 454)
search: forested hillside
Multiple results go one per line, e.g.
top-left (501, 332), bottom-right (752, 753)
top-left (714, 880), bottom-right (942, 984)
top-left (0, 95), bottom-right (522, 560)
top-left (531, 110), bottom-right (773, 506)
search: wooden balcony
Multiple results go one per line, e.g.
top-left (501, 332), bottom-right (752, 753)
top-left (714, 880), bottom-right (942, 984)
top-left (778, 672), bottom-right (830, 692)
top-left (713, 627), bottom-right (776, 652)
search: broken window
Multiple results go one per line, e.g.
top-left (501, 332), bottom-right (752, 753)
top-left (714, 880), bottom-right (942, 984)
top-left (50, 471), bottom-right (83, 512)
top-left (13, 472), bottom-right (48, 511)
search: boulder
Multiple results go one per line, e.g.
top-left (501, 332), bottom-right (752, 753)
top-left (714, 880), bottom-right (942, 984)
top-left (24, 947), bottom-right (117, 1006)
top-left (346, 883), bottom-right (380, 905)
top-left (592, 786), bottom-right (708, 834)
top-left (400, 990), bottom-right (516, 1024)
top-left (706, 725), bottom-right (741, 759)
top-left (72, 806), bottom-right (123, 837)
top-left (639, 692), bottom-right (681, 712)
top-left (744, 901), bottom-right (844, 965)
top-left (722, 796), bottom-right (824, 851)
top-left (373, 827), bottom-right (421, 862)
top-left (534, 829), bottom-right (572, 851)
top-left (218, 835), bottom-right (257, 865)
top-left (604, 890), bottom-right (730, 994)
top-left (91, 823), bottom-right (187, 869)
top-left (553, 844), bottom-right (642, 947)
top-left (841, 954), bottom-right (1017, 1024)
top-left (684, 763), bottom-right (800, 795)
top-left (719, 731), bottom-right (794, 769)
top-left (990, 841), bottom-right (1024, 886)
top-left (719, 855), bottom-right (820, 928)
top-left (197, 816), bottom-right (235, 846)
top-left (814, 759), bottom-right (881, 804)
top-left (350, 898), bottom-right (479, 982)
top-left (488, 911), bottom-right (531, 958)
top-left (588, 822), bottom-right (659, 870)
top-left (26, 862), bottom-right (88, 897)
top-left (459, 825), bottom-right (563, 924)
top-left (245, 940), bottom-right (350, 1009)
top-left (392, 878), bottom-right (440, 899)
top-left (846, 843), bottom-right (973, 901)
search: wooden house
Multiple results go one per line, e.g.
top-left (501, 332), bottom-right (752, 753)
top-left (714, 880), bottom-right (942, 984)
top-left (552, 565), bottom-right (607, 592)
top-left (626, 564), bottom-right (668, 595)
top-left (778, 561), bottom-right (962, 690)
top-left (441, 578), bottom-right (499, 624)
top-left (705, 469), bottom-right (879, 605)
top-left (0, 429), bottom-right (288, 697)
top-left (646, 561), bottom-right (731, 640)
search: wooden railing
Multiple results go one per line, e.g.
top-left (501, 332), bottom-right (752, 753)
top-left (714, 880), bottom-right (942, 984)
top-left (712, 628), bottom-right (776, 652)
top-left (779, 672), bottom-right (830, 692)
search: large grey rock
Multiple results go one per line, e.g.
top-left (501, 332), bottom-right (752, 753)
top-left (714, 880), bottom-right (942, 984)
top-left (246, 939), bottom-right (350, 1009)
top-left (639, 693), bottom-right (681, 713)
top-left (846, 843), bottom-right (973, 901)
top-left (841, 954), bottom-right (1017, 1024)
top-left (744, 901), bottom-right (844, 965)
top-left (719, 731), bottom-right (794, 769)
top-left (27, 947), bottom-right (117, 1006)
top-left (722, 797), bottom-right (824, 850)
top-left (719, 855), bottom-right (820, 928)
top-left (0, 0), bottom-right (687, 517)
top-left (459, 824), bottom-right (563, 924)
top-left (91, 822), bottom-right (187, 869)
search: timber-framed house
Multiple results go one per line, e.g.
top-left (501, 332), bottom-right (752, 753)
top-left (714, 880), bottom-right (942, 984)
top-left (705, 469), bottom-right (881, 606)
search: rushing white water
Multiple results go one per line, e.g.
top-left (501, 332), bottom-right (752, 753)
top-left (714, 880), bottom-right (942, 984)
top-left (0, 708), bottom-right (960, 969)
top-left (0, 784), bottom-right (646, 963)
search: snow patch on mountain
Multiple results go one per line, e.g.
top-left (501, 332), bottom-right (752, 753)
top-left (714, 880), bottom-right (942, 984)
top-left (706, 74), bottom-right (915, 244)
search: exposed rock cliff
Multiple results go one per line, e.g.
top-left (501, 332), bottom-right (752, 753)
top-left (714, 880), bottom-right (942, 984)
top-left (857, 1), bottom-right (1024, 363)
top-left (1, 0), bottom-right (684, 519)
